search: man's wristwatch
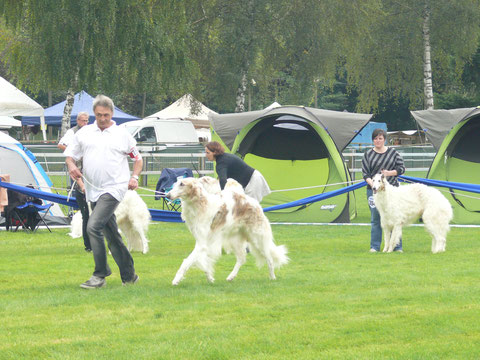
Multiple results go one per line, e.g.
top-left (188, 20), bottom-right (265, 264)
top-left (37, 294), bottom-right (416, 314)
top-left (131, 175), bottom-right (139, 181)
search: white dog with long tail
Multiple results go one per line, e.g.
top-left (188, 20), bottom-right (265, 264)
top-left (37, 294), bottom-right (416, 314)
top-left (167, 177), bottom-right (288, 285)
top-left (371, 173), bottom-right (453, 253)
top-left (69, 190), bottom-right (151, 254)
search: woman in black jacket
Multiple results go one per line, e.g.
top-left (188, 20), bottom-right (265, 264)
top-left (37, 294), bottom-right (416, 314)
top-left (205, 141), bottom-right (271, 202)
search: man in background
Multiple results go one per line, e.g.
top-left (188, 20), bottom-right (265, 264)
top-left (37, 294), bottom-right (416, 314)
top-left (58, 112), bottom-right (91, 252)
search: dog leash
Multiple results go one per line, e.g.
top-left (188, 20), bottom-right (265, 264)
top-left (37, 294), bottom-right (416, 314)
top-left (271, 179), bottom-right (365, 193)
top-left (67, 180), bottom-right (76, 202)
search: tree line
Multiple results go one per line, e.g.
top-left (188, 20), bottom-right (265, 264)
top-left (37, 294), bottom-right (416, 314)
top-left (1, 0), bottom-right (480, 135)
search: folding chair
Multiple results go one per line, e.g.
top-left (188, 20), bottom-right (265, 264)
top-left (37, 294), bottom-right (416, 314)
top-left (5, 188), bottom-right (52, 232)
top-left (14, 201), bottom-right (53, 232)
top-left (155, 168), bottom-right (193, 211)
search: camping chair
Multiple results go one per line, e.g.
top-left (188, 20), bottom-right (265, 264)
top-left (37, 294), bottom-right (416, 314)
top-left (14, 201), bottom-right (53, 232)
top-left (155, 168), bottom-right (194, 211)
top-left (5, 188), bottom-right (52, 232)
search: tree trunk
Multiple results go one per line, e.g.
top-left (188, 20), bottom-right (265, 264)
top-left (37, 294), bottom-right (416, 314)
top-left (235, 72), bottom-right (247, 112)
top-left (59, 88), bottom-right (75, 139)
top-left (47, 90), bottom-right (53, 139)
top-left (141, 92), bottom-right (147, 118)
top-left (422, 3), bottom-right (434, 110)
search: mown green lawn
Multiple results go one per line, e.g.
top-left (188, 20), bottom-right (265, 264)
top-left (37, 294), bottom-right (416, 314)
top-left (1, 223), bottom-right (479, 359)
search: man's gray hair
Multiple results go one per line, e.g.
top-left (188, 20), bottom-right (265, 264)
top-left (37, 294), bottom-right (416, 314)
top-left (76, 111), bottom-right (89, 120)
top-left (93, 94), bottom-right (114, 112)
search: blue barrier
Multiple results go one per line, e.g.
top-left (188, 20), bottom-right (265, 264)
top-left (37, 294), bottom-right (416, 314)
top-left (2, 176), bottom-right (479, 223)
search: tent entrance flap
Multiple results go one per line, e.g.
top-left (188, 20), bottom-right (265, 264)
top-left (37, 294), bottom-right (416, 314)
top-left (244, 154), bottom-right (329, 213)
top-left (237, 115), bottom-right (329, 160)
top-left (446, 115), bottom-right (480, 163)
top-left (446, 157), bottom-right (480, 212)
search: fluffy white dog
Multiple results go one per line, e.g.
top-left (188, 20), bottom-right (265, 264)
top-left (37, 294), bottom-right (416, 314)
top-left (69, 190), bottom-right (151, 254)
top-left (371, 173), bottom-right (453, 253)
top-left (198, 176), bottom-right (221, 195)
top-left (166, 177), bottom-right (289, 285)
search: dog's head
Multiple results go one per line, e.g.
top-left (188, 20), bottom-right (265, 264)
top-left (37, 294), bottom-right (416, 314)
top-left (198, 176), bottom-right (221, 195)
top-left (371, 173), bottom-right (386, 194)
top-left (166, 177), bottom-right (202, 201)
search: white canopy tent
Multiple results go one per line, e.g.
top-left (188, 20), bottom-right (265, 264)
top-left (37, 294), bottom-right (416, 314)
top-left (264, 101), bottom-right (281, 110)
top-left (0, 116), bottom-right (22, 129)
top-left (0, 76), bottom-right (46, 140)
top-left (146, 94), bottom-right (217, 129)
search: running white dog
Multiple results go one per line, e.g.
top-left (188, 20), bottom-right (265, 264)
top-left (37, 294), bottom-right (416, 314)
top-left (69, 190), bottom-right (151, 254)
top-left (371, 173), bottom-right (453, 253)
top-left (166, 177), bottom-right (288, 285)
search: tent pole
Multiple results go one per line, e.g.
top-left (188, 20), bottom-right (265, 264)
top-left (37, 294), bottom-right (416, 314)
top-left (40, 115), bottom-right (47, 141)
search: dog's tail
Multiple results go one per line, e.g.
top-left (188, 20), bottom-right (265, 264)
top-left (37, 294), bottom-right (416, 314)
top-left (251, 242), bottom-right (289, 268)
top-left (271, 244), bottom-right (289, 268)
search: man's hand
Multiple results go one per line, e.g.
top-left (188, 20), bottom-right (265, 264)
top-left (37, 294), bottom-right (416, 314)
top-left (66, 157), bottom-right (82, 181)
top-left (128, 177), bottom-right (139, 190)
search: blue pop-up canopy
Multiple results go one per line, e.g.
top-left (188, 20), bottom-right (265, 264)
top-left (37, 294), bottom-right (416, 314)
top-left (348, 121), bottom-right (388, 148)
top-left (21, 91), bottom-right (139, 126)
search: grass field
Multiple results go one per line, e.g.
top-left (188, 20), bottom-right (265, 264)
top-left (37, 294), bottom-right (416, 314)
top-left (1, 222), bottom-right (479, 359)
top-left (2, 171), bottom-right (479, 358)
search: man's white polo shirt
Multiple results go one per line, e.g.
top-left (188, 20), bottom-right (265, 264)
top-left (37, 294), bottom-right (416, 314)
top-left (58, 128), bottom-right (75, 147)
top-left (64, 121), bottom-right (137, 203)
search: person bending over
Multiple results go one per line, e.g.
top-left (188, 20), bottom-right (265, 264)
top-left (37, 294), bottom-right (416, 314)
top-left (205, 141), bottom-right (270, 202)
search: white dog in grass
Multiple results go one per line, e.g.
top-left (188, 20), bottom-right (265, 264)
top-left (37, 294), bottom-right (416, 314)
top-left (371, 173), bottom-right (453, 253)
top-left (69, 190), bottom-right (151, 254)
top-left (166, 177), bottom-right (288, 285)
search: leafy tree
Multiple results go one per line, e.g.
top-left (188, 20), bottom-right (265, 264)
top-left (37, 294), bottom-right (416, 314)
top-left (0, 0), bottom-right (193, 137)
top-left (342, 0), bottom-right (480, 115)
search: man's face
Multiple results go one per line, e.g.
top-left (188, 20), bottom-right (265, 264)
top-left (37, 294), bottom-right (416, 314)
top-left (94, 105), bottom-right (113, 130)
top-left (76, 114), bottom-right (89, 128)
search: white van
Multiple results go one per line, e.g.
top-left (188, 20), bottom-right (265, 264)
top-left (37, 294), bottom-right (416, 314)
top-left (120, 118), bottom-right (199, 150)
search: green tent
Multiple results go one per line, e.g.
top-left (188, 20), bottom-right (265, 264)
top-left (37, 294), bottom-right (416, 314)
top-left (209, 106), bottom-right (372, 223)
top-left (411, 107), bottom-right (480, 224)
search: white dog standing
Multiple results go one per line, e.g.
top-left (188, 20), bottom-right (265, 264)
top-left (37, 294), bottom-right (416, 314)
top-left (167, 177), bottom-right (288, 285)
top-left (371, 173), bottom-right (453, 253)
top-left (69, 190), bottom-right (151, 254)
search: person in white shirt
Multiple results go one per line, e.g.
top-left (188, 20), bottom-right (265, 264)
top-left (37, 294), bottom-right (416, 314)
top-left (65, 95), bottom-right (143, 289)
top-left (57, 112), bottom-right (90, 152)
top-left (58, 112), bottom-right (92, 252)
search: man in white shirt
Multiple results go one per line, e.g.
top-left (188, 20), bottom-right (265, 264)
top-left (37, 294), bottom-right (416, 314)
top-left (57, 112), bottom-right (90, 151)
top-left (58, 112), bottom-right (92, 252)
top-left (65, 95), bottom-right (143, 289)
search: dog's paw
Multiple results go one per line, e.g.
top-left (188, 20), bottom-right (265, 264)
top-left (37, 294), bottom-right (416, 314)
top-left (172, 275), bottom-right (183, 286)
top-left (226, 275), bottom-right (235, 282)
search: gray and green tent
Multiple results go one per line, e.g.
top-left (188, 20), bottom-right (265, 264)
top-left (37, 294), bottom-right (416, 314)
top-left (411, 107), bottom-right (480, 224)
top-left (209, 106), bottom-right (372, 223)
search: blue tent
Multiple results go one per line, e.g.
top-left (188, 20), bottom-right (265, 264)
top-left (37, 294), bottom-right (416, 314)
top-left (348, 121), bottom-right (387, 148)
top-left (22, 91), bottom-right (139, 126)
